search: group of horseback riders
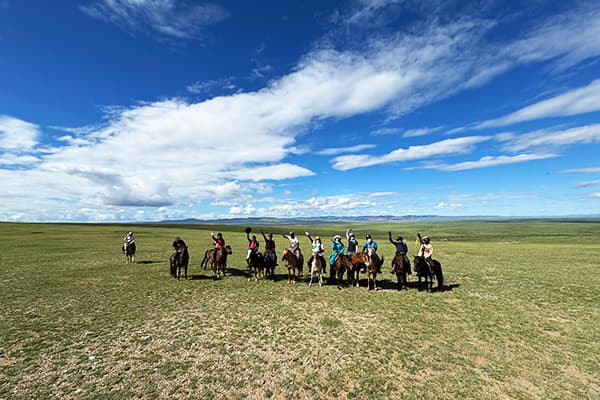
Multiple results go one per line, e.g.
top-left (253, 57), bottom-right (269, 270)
top-left (123, 228), bottom-right (436, 278)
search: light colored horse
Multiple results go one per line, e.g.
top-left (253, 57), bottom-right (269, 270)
top-left (308, 248), bottom-right (323, 287)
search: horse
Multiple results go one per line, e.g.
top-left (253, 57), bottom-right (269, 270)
top-left (352, 249), bottom-right (384, 290)
top-left (332, 253), bottom-right (353, 289)
top-left (123, 242), bottom-right (136, 264)
top-left (169, 247), bottom-right (189, 280)
top-left (413, 256), bottom-right (444, 291)
top-left (308, 248), bottom-right (323, 287)
top-left (247, 250), bottom-right (264, 281)
top-left (391, 254), bottom-right (410, 290)
top-left (200, 248), bottom-right (214, 270)
top-left (213, 245), bottom-right (232, 278)
top-left (262, 249), bottom-right (277, 279)
top-left (281, 248), bottom-right (303, 283)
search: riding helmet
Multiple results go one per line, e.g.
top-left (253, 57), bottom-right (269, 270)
top-left (366, 234), bottom-right (372, 239)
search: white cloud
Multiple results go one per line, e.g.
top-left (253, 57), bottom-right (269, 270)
top-left (80, 0), bottom-right (229, 41)
top-left (331, 136), bottom-right (491, 170)
top-left (317, 144), bottom-right (376, 156)
top-left (479, 79), bottom-right (600, 128)
top-left (435, 202), bottom-right (463, 209)
top-left (402, 126), bottom-right (443, 138)
top-left (0, 115), bottom-right (39, 151)
top-left (500, 124), bottom-right (600, 152)
top-left (419, 153), bottom-right (558, 172)
top-left (562, 167), bottom-right (600, 173)
top-left (369, 127), bottom-right (401, 135)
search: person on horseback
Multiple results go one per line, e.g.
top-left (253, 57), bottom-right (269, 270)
top-left (261, 230), bottom-right (276, 253)
top-left (346, 228), bottom-right (359, 256)
top-left (417, 233), bottom-right (433, 272)
top-left (211, 232), bottom-right (225, 261)
top-left (363, 233), bottom-right (381, 273)
top-left (245, 231), bottom-right (260, 263)
top-left (329, 234), bottom-right (345, 268)
top-left (305, 232), bottom-right (326, 273)
top-left (123, 231), bottom-right (135, 252)
top-left (388, 232), bottom-right (411, 274)
top-left (282, 231), bottom-right (301, 259)
top-left (172, 235), bottom-right (187, 262)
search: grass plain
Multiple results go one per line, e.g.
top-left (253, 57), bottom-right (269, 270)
top-left (0, 220), bottom-right (598, 399)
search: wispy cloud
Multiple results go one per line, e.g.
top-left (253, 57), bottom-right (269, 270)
top-left (317, 144), bottom-right (376, 156)
top-left (369, 127), bottom-right (401, 135)
top-left (331, 136), bottom-right (491, 170)
top-left (403, 126), bottom-right (443, 138)
top-left (80, 0), bottom-right (229, 42)
top-left (562, 167), bottom-right (600, 173)
top-left (479, 79), bottom-right (600, 128)
top-left (417, 153), bottom-right (558, 172)
top-left (499, 124), bottom-right (600, 152)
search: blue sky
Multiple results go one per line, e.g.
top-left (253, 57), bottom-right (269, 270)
top-left (1, 0), bottom-right (600, 222)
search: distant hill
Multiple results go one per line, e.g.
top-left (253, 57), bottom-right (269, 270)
top-left (154, 215), bottom-right (503, 225)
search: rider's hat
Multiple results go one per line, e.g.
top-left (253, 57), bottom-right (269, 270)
top-left (396, 236), bottom-right (403, 241)
top-left (289, 231), bottom-right (295, 236)
top-left (128, 231), bottom-right (132, 235)
top-left (315, 236), bottom-right (321, 241)
top-left (176, 236), bottom-right (181, 239)
top-left (333, 234), bottom-right (341, 241)
top-left (366, 233), bottom-right (372, 239)
top-left (217, 232), bottom-right (222, 237)
top-left (422, 235), bottom-right (430, 241)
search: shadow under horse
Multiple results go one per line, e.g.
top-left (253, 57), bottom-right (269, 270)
top-left (413, 255), bottom-right (444, 291)
top-left (170, 247), bottom-right (189, 280)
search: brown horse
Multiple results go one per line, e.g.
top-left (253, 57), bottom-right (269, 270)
top-left (200, 248), bottom-right (213, 270)
top-left (391, 254), bottom-right (409, 290)
top-left (332, 253), bottom-right (353, 289)
top-left (281, 248), bottom-right (303, 283)
top-left (352, 248), bottom-right (383, 290)
top-left (413, 255), bottom-right (444, 291)
top-left (123, 242), bottom-right (136, 264)
top-left (213, 245), bottom-right (232, 278)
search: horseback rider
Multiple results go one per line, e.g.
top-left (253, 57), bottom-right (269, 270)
top-left (282, 231), bottom-right (302, 259)
top-left (362, 233), bottom-right (382, 273)
top-left (261, 230), bottom-right (276, 253)
top-left (417, 233), bottom-right (433, 272)
top-left (346, 228), bottom-right (359, 256)
top-left (246, 231), bottom-right (260, 263)
top-left (172, 235), bottom-right (187, 261)
top-left (388, 232), bottom-right (411, 274)
top-left (305, 232), bottom-right (326, 273)
top-left (123, 231), bottom-right (135, 252)
top-left (211, 232), bottom-right (225, 261)
top-left (329, 234), bottom-right (345, 269)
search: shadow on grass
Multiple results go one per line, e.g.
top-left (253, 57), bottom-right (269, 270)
top-left (137, 260), bottom-right (161, 265)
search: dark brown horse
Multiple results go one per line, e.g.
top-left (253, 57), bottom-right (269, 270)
top-left (391, 254), bottom-right (410, 290)
top-left (413, 256), bottom-right (444, 291)
top-left (281, 248), bottom-right (303, 283)
top-left (123, 242), bottom-right (136, 264)
top-left (262, 249), bottom-right (277, 279)
top-left (247, 250), bottom-right (264, 281)
top-left (213, 245), bottom-right (232, 278)
top-left (170, 247), bottom-right (189, 280)
top-left (332, 253), bottom-right (353, 289)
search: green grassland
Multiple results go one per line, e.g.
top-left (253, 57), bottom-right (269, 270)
top-left (0, 220), bottom-right (598, 399)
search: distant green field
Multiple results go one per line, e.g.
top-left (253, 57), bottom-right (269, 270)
top-left (0, 221), bottom-right (598, 399)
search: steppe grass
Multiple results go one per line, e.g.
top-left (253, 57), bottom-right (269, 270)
top-left (0, 220), bottom-right (598, 399)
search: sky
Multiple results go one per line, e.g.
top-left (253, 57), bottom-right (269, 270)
top-left (1, 0), bottom-right (600, 222)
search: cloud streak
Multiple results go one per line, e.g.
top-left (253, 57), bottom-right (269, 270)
top-left (80, 0), bottom-right (229, 41)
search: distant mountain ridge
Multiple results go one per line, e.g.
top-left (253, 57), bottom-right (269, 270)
top-left (155, 215), bottom-right (502, 225)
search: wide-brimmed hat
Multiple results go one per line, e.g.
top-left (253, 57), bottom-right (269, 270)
top-left (333, 234), bottom-right (342, 241)
top-left (422, 236), bottom-right (430, 241)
